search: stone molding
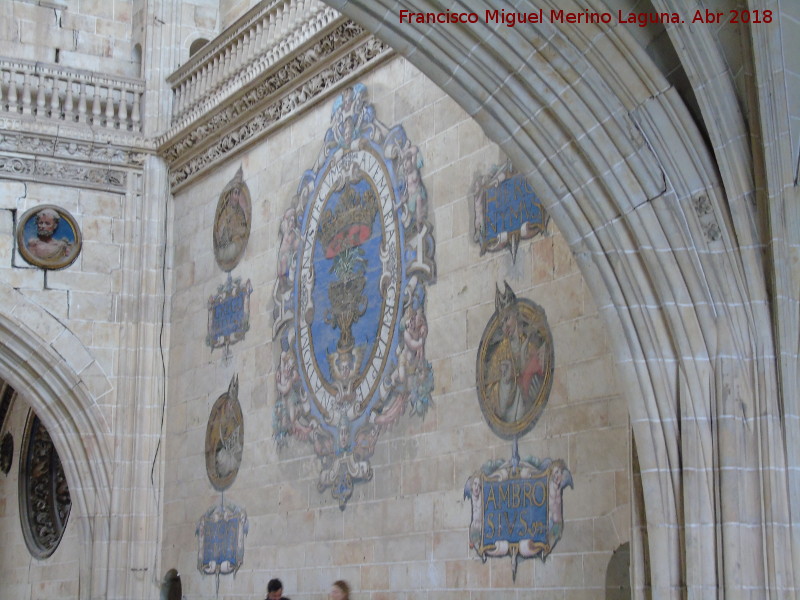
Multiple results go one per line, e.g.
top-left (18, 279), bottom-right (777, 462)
top-left (167, 0), bottom-right (339, 124)
top-left (159, 22), bottom-right (391, 191)
top-left (0, 151), bottom-right (129, 192)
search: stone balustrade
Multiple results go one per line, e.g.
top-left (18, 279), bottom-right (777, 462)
top-left (167, 0), bottom-right (340, 125)
top-left (0, 59), bottom-right (144, 133)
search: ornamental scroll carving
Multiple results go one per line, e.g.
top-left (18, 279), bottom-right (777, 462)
top-left (0, 152), bottom-right (128, 192)
top-left (161, 23), bottom-right (391, 191)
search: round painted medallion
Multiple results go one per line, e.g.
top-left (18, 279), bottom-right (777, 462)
top-left (16, 204), bottom-right (82, 270)
top-left (213, 167), bottom-right (251, 272)
top-left (476, 283), bottom-right (554, 439)
top-left (205, 374), bottom-right (244, 491)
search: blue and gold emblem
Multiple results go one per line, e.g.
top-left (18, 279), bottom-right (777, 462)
top-left (465, 457), bottom-right (573, 579)
top-left (273, 84), bottom-right (436, 508)
top-left (196, 501), bottom-right (248, 590)
top-left (470, 160), bottom-right (547, 261)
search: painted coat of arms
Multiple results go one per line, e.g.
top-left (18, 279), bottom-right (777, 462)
top-left (207, 168), bottom-right (254, 354)
top-left (195, 501), bottom-right (248, 585)
top-left (470, 160), bottom-right (547, 261)
top-left (469, 281), bottom-right (571, 578)
top-left (272, 83), bottom-right (436, 508)
top-left (206, 275), bottom-right (253, 351)
top-left (465, 457), bottom-right (573, 578)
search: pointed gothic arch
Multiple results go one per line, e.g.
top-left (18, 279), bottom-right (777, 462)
top-left (0, 282), bottom-right (113, 600)
top-left (326, 0), bottom-right (796, 595)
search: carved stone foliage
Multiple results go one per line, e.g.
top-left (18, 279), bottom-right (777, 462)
top-left (160, 22), bottom-right (391, 191)
top-left (19, 412), bottom-right (71, 559)
top-left (272, 84), bottom-right (436, 509)
top-left (0, 131), bottom-right (147, 167)
top-left (692, 194), bottom-right (722, 242)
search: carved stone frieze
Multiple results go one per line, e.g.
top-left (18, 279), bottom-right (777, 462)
top-left (0, 152), bottom-right (128, 192)
top-left (160, 22), bottom-right (392, 191)
top-left (0, 128), bottom-right (149, 167)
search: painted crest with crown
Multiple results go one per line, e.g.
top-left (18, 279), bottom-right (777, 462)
top-left (272, 83), bottom-right (436, 509)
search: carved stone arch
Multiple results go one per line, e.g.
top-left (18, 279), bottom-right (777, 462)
top-left (189, 37), bottom-right (210, 57)
top-left (325, 0), bottom-right (794, 596)
top-left (0, 282), bottom-right (113, 600)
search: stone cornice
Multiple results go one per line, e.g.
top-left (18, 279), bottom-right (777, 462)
top-left (159, 22), bottom-right (392, 192)
top-left (0, 115), bottom-right (149, 191)
top-left (0, 116), bottom-right (152, 159)
top-left (0, 152), bottom-right (128, 193)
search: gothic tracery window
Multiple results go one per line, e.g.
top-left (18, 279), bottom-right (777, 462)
top-left (18, 412), bottom-right (71, 558)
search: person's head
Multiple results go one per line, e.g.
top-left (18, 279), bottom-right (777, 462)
top-left (267, 578), bottom-right (283, 600)
top-left (330, 580), bottom-right (350, 600)
top-left (35, 208), bottom-right (60, 238)
top-left (501, 307), bottom-right (519, 337)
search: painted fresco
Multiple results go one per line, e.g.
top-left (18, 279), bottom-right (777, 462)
top-left (205, 374), bottom-right (244, 491)
top-left (476, 282), bottom-right (554, 440)
top-left (207, 167), bottom-right (253, 355)
top-left (195, 501), bottom-right (248, 589)
top-left (272, 83), bottom-right (436, 509)
top-left (470, 281), bottom-right (572, 578)
top-left (470, 160), bottom-right (547, 261)
top-left (465, 457), bottom-right (573, 578)
top-left (213, 167), bottom-right (251, 272)
top-left (16, 204), bottom-right (82, 270)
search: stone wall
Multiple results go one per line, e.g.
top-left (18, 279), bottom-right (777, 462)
top-left (162, 55), bottom-right (631, 599)
top-left (0, 0), bottom-right (140, 78)
top-left (220, 0), bottom-right (261, 30)
top-left (0, 180), bottom-right (124, 430)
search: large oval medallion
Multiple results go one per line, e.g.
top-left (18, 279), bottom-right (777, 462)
top-left (273, 84), bottom-right (436, 508)
top-left (296, 148), bottom-right (403, 423)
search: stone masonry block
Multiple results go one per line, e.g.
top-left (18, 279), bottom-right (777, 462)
top-left (77, 0), bottom-right (114, 20)
top-left (0, 182), bottom-right (28, 208)
top-left (51, 327), bottom-right (93, 373)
